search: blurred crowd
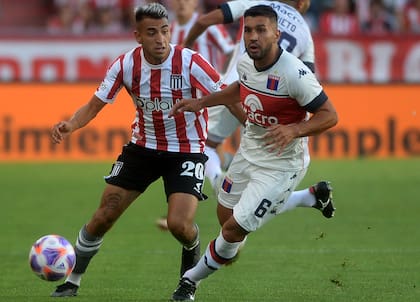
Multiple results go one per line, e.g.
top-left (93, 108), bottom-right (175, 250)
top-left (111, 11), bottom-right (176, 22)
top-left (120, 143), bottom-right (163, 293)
top-left (0, 0), bottom-right (419, 35)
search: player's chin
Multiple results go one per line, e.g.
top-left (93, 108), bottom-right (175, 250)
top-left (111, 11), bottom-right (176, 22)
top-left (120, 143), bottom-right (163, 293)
top-left (247, 48), bottom-right (262, 59)
top-left (248, 52), bottom-right (262, 60)
top-left (153, 48), bottom-right (167, 58)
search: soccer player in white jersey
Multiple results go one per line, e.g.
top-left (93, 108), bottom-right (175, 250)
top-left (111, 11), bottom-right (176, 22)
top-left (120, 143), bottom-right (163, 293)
top-left (181, 0), bottom-right (335, 222)
top-left (169, 5), bottom-right (338, 300)
top-left (182, 1), bottom-right (315, 189)
top-left (50, 3), bottom-right (225, 297)
top-left (170, 0), bottom-right (235, 72)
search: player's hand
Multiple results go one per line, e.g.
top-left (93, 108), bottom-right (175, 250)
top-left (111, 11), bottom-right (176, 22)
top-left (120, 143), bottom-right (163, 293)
top-left (51, 121), bottom-right (73, 144)
top-left (262, 124), bottom-right (298, 154)
top-left (169, 98), bottom-right (203, 117)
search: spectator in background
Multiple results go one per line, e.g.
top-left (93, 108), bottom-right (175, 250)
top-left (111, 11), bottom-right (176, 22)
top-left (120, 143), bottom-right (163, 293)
top-left (361, 0), bottom-right (396, 34)
top-left (170, 0), bottom-right (235, 72)
top-left (400, 0), bottom-right (420, 33)
top-left (91, 4), bottom-right (124, 33)
top-left (46, 0), bottom-right (94, 34)
top-left (319, 0), bottom-right (359, 35)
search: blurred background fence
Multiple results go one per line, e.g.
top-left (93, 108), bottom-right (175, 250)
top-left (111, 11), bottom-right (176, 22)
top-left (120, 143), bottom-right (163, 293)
top-left (0, 0), bottom-right (419, 161)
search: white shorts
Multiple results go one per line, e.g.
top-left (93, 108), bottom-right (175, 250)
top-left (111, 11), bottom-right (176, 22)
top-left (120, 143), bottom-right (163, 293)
top-left (218, 151), bottom-right (307, 232)
top-left (207, 105), bottom-right (242, 143)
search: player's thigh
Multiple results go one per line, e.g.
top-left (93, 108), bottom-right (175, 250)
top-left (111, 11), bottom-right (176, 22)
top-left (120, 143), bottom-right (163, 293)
top-left (104, 142), bottom-right (161, 192)
top-left (233, 167), bottom-right (306, 232)
top-left (207, 106), bottom-right (241, 143)
top-left (218, 152), bottom-right (251, 210)
top-left (162, 151), bottom-right (208, 201)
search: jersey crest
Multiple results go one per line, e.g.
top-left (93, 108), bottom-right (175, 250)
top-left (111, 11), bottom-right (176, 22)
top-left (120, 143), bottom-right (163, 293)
top-left (266, 75), bottom-right (280, 91)
top-left (170, 74), bottom-right (183, 90)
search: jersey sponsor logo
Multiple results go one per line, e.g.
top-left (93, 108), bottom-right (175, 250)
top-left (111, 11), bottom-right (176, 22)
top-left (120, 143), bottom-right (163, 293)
top-left (298, 69), bottom-right (308, 78)
top-left (243, 94), bottom-right (278, 127)
top-left (270, 3), bottom-right (305, 26)
top-left (98, 81), bottom-right (107, 91)
top-left (211, 80), bottom-right (223, 91)
top-left (170, 74), bottom-right (183, 90)
top-left (135, 97), bottom-right (180, 112)
top-left (266, 75), bottom-right (280, 91)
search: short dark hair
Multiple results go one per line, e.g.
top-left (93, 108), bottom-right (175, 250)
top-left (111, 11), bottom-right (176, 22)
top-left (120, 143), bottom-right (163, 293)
top-left (244, 5), bottom-right (278, 24)
top-left (134, 2), bottom-right (168, 23)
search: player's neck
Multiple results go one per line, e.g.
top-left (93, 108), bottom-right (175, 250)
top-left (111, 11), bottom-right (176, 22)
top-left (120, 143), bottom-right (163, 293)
top-left (254, 48), bottom-right (282, 72)
top-left (143, 51), bottom-right (171, 65)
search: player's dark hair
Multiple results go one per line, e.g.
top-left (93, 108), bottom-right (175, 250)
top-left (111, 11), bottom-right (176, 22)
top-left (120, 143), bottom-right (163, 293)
top-left (244, 5), bottom-right (278, 24)
top-left (134, 2), bottom-right (168, 23)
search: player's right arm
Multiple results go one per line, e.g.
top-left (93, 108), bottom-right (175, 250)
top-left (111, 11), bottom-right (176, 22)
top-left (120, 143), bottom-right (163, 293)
top-left (183, 0), bottom-right (258, 48)
top-left (169, 82), bottom-right (240, 117)
top-left (183, 9), bottom-right (224, 49)
top-left (51, 96), bottom-right (106, 144)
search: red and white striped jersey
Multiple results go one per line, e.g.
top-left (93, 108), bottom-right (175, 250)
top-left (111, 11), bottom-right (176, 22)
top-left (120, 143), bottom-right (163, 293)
top-left (95, 44), bottom-right (223, 153)
top-left (170, 12), bottom-right (235, 72)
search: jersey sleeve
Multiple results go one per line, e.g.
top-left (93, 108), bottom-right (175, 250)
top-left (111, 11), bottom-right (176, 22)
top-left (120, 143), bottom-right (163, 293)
top-left (95, 55), bottom-right (125, 104)
top-left (190, 52), bottom-right (223, 95)
top-left (285, 56), bottom-right (327, 113)
top-left (298, 32), bottom-right (316, 73)
top-left (220, 0), bottom-right (259, 23)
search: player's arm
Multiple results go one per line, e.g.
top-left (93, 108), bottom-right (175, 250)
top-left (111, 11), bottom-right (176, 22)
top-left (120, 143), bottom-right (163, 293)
top-left (183, 9), bottom-right (225, 49)
top-left (295, 98), bottom-right (337, 137)
top-left (51, 95), bottom-right (106, 144)
top-left (169, 82), bottom-right (240, 117)
top-left (183, 0), bottom-right (257, 48)
top-left (263, 96), bottom-right (337, 154)
top-left (226, 103), bottom-right (247, 126)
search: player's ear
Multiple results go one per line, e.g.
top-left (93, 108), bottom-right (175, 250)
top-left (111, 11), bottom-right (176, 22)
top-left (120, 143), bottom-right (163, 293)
top-left (276, 29), bottom-right (281, 42)
top-left (134, 30), bottom-right (142, 44)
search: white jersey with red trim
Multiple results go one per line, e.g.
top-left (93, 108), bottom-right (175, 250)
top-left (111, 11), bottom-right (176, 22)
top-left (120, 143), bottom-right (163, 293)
top-left (170, 12), bottom-right (235, 71)
top-left (237, 50), bottom-right (327, 171)
top-left (95, 44), bottom-right (223, 153)
top-left (221, 0), bottom-right (315, 85)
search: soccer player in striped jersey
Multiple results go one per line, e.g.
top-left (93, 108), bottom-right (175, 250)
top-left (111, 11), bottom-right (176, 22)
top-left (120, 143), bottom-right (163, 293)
top-left (50, 3), bottom-right (230, 297)
top-left (155, 0), bottom-right (236, 231)
top-left (170, 0), bottom-right (235, 73)
top-left (169, 5), bottom-right (338, 300)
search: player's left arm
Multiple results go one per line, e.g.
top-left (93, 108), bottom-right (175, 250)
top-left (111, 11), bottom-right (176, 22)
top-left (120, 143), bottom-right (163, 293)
top-left (295, 98), bottom-right (337, 137)
top-left (263, 64), bottom-right (337, 153)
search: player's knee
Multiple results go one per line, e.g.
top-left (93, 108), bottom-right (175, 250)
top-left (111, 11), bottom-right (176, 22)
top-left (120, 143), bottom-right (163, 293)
top-left (167, 218), bottom-right (196, 243)
top-left (222, 218), bottom-right (248, 242)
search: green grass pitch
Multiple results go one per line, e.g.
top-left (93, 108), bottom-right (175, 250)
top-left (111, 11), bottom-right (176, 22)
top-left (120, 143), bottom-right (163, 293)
top-left (1, 159), bottom-right (419, 302)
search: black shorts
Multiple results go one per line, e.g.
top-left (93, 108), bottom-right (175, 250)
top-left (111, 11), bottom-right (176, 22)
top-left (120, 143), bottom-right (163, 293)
top-left (105, 142), bottom-right (208, 201)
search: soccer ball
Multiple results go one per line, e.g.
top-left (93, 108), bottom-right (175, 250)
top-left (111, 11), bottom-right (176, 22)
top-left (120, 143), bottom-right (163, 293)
top-left (29, 234), bottom-right (76, 281)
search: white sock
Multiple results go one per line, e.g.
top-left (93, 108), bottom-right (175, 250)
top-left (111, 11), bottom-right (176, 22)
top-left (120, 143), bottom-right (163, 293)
top-left (204, 146), bottom-right (223, 187)
top-left (184, 232), bottom-right (244, 283)
top-left (280, 188), bottom-right (316, 213)
top-left (65, 273), bottom-right (82, 287)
